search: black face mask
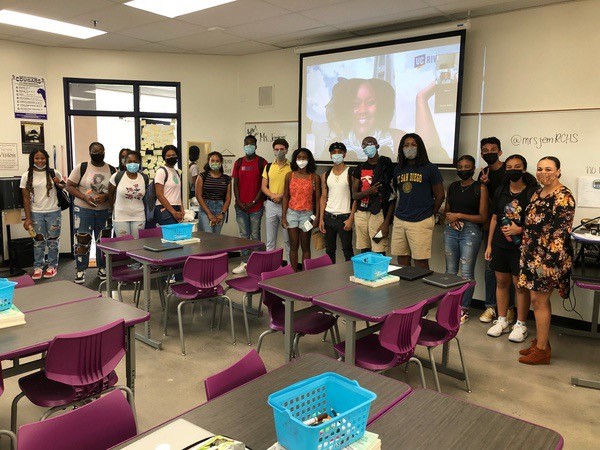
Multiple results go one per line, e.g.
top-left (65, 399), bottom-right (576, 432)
top-left (90, 153), bottom-right (104, 164)
top-left (506, 169), bottom-right (523, 182)
top-left (482, 153), bottom-right (499, 165)
top-left (457, 170), bottom-right (474, 180)
top-left (165, 157), bottom-right (178, 166)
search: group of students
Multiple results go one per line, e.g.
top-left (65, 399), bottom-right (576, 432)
top-left (20, 133), bottom-right (575, 366)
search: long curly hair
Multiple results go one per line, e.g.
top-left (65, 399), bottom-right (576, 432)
top-left (26, 149), bottom-right (53, 198)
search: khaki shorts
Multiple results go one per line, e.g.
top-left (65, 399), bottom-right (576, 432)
top-left (391, 215), bottom-right (435, 260)
top-left (354, 210), bottom-right (388, 253)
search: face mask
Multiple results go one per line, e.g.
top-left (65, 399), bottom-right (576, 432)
top-left (209, 162), bottom-right (222, 171)
top-left (165, 157), bottom-right (178, 166)
top-left (363, 145), bottom-right (377, 158)
top-left (244, 144), bottom-right (256, 156)
top-left (34, 164), bottom-right (46, 170)
top-left (296, 160), bottom-right (308, 169)
top-left (126, 162), bottom-right (139, 173)
top-left (457, 170), bottom-right (474, 180)
top-left (331, 154), bottom-right (344, 165)
top-left (90, 153), bottom-right (104, 164)
top-left (275, 150), bottom-right (286, 161)
top-left (482, 153), bottom-right (499, 165)
top-left (537, 173), bottom-right (557, 185)
top-left (403, 146), bottom-right (418, 160)
top-left (506, 169), bottom-right (523, 182)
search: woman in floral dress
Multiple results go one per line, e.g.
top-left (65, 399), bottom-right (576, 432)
top-left (518, 156), bottom-right (575, 365)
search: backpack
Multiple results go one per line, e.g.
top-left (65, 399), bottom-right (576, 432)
top-left (114, 170), bottom-right (150, 189)
top-left (324, 166), bottom-right (354, 210)
top-left (49, 169), bottom-right (70, 211)
top-left (76, 162), bottom-right (116, 187)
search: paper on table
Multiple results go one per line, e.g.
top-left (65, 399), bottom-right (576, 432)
top-left (387, 264), bottom-right (402, 272)
top-left (121, 419), bottom-right (213, 450)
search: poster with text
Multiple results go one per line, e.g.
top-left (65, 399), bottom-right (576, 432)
top-left (0, 143), bottom-right (19, 170)
top-left (21, 121), bottom-right (45, 154)
top-left (12, 75), bottom-right (47, 120)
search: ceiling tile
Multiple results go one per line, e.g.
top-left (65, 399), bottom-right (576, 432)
top-left (117, 19), bottom-right (205, 42)
top-left (6, 0), bottom-right (115, 20)
top-left (178, 0), bottom-right (289, 28)
top-left (259, 26), bottom-right (355, 46)
top-left (67, 4), bottom-right (162, 33)
top-left (62, 32), bottom-right (149, 50)
top-left (0, 23), bottom-right (27, 36)
top-left (226, 13), bottom-right (324, 40)
top-left (261, 0), bottom-right (349, 12)
top-left (300, 0), bottom-right (427, 26)
top-left (200, 40), bottom-right (279, 55)
top-left (127, 41), bottom-right (192, 54)
top-left (161, 31), bottom-right (245, 52)
top-left (4, 34), bottom-right (56, 46)
top-left (336, 7), bottom-right (442, 33)
top-left (12, 29), bottom-right (81, 45)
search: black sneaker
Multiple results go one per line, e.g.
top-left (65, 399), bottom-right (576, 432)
top-left (98, 268), bottom-right (107, 280)
top-left (75, 271), bottom-right (85, 284)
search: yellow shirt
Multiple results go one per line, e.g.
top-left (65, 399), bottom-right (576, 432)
top-left (262, 160), bottom-right (291, 195)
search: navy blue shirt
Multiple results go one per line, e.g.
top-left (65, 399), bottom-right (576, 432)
top-left (393, 162), bottom-right (443, 222)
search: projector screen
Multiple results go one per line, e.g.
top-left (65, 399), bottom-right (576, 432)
top-left (300, 30), bottom-right (465, 166)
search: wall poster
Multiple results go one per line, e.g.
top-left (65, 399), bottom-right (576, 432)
top-left (12, 75), bottom-right (47, 120)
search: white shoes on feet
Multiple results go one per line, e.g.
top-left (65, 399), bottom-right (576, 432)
top-left (232, 261), bottom-right (247, 274)
top-left (487, 319), bottom-right (509, 337)
top-left (509, 323), bottom-right (528, 342)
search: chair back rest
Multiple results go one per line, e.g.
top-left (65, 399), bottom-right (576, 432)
top-left (183, 253), bottom-right (229, 290)
top-left (10, 274), bottom-right (35, 289)
top-left (436, 283), bottom-right (473, 334)
top-left (100, 235), bottom-right (134, 262)
top-left (204, 349), bottom-right (267, 401)
top-left (0, 368), bottom-right (4, 396)
top-left (303, 254), bottom-right (333, 271)
top-left (379, 300), bottom-right (427, 356)
top-left (138, 227), bottom-right (162, 238)
top-left (261, 265), bottom-right (294, 325)
top-left (17, 390), bottom-right (137, 450)
top-left (246, 249), bottom-right (283, 280)
top-left (45, 320), bottom-right (126, 388)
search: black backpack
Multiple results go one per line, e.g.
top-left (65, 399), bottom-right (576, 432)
top-left (76, 161), bottom-right (116, 187)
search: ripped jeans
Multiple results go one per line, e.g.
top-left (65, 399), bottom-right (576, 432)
top-left (444, 221), bottom-right (482, 309)
top-left (73, 206), bottom-right (111, 271)
top-left (31, 210), bottom-right (61, 269)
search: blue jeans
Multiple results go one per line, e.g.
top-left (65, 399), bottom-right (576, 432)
top-left (74, 206), bottom-right (111, 271)
top-left (235, 206), bottom-right (263, 257)
top-left (154, 205), bottom-right (182, 226)
top-left (31, 210), bottom-right (61, 269)
top-left (444, 222), bottom-right (482, 309)
top-left (198, 200), bottom-right (225, 234)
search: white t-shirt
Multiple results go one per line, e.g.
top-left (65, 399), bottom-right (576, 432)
top-left (154, 166), bottom-right (181, 206)
top-left (68, 163), bottom-right (113, 210)
top-left (189, 163), bottom-right (199, 189)
top-left (325, 167), bottom-right (352, 215)
top-left (109, 172), bottom-right (146, 222)
top-left (20, 169), bottom-right (62, 213)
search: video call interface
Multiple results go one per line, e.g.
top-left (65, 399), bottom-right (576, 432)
top-left (301, 32), bottom-right (465, 165)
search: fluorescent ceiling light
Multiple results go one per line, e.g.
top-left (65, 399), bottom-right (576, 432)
top-left (0, 10), bottom-right (106, 39)
top-left (125, 0), bottom-right (236, 18)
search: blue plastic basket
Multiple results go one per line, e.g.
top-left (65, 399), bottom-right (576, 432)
top-left (268, 372), bottom-right (376, 450)
top-left (351, 252), bottom-right (392, 281)
top-left (160, 223), bottom-right (194, 241)
top-left (0, 278), bottom-right (18, 312)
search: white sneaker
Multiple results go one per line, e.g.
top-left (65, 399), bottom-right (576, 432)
top-left (479, 307), bottom-right (496, 323)
top-left (232, 261), bottom-right (247, 274)
top-left (509, 323), bottom-right (528, 343)
top-left (487, 319), bottom-right (509, 337)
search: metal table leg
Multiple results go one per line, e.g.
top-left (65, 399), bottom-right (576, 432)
top-left (556, 291), bottom-right (600, 339)
top-left (105, 253), bottom-right (114, 299)
top-left (134, 262), bottom-right (163, 350)
top-left (344, 319), bottom-right (357, 365)
top-left (284, 297), bottom-right (295, 363)
top-left (126, 326), bottom-right (137, 393)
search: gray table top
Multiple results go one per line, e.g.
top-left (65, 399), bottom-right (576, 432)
top-left (259, 261), bottom-right (356, 301)
top-left (313, 277), bottom-right (453, 321)
top-left (368, 389), bottom-right (563, 449)
top-left (114, 353), bottom-right (411, 450)
top-left (96, 231), bottom-right (220, 255)
top-left (12, 280), bottom-right (100, 313)
top-left (0, 297), bottom-right (149, 360)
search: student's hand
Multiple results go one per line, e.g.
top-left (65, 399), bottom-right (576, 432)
top-left (236, 199), bottom-right (247, 210)
top-left (416, 81), bottom-right (436, 102)
top-left (485, 245), bottom-right (492, 261)
top-left (93, 194), bottom-right (108, 204)
top-left (281, 218), bottom-right (289, 229)
top-left (319, 220), bottom-right (326, 234)
top-left (208, 213), bottom-right (218, 224)
top-left (343, 217), bottom-right (353, 231)
top-left (216, 213), bottom-right (224, 225)
top-left (52, 176), bottom-right (61, 185)
top-left (364, 182), bottom-right (381, 195)
top-left (244, 202), bottom-right (254, 210)
top-left (479, 167), bottom-right (490, 184)
top-left (174, 210), bottom-right (185, 222)
top-left (378, 222), bottom-right (390, 239)
top-left (23, 219), bottom-right (32, 231)
top-left (86, 196), bottom-right (98, 207)
top-left (446, 212), bottom-right (461, 223)
top-left (312, 217), bottom-right (319, 229)
top-left (501, 221), bottom-right (521, 236)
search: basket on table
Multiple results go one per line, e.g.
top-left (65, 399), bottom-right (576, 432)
top-left (351, 252), bottom-right (391, 281)
top-left (268, 372), bottom-right (376, 450)
top-left (0, 278), bottom-right (18, 312)
top-left (161, 223), bottom-right (194, 241)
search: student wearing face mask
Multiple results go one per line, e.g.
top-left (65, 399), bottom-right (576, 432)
top-left (154, 145), bottom-right (183, 226)
top-left (517, 157), bottom-right (575, 364)
top-left (262, 139), bottom-right (292, 262)
top-left (484, 155), bottom-right (538, 342)
top-left (319, 142), bottom-right (356, 263)
top-left (443, 155), bottom-right (489, 324)
top-left (232, 135), bottom-right (268, 274)
top-left (66, 142), bottom-right (116, 284)
top-left (351, 136), bottom-right (394, 254)
top-left (391, 133), bottom-right (444, 270)
top-left (196, 151), bottom-right (231, 234)
top-left (108, 150), bottom-right (148, 239)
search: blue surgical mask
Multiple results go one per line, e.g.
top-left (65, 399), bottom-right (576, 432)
top-left (126, 162), bottom-right (139, 173)
top-left (244, 144), bottom-right (256, 155)
top-left (331, 154), bottom-right (344, 165)
top-left (363, 145), bottom-right (377, 158)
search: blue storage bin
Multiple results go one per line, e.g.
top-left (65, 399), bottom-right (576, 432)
top-left (0, 278), bottom-right (18, 312)
top-left (351, 252), bottom-right (391, 281)
top-left (268, 372), bottom-right (376, 450)
top-left (161, 223), bottom-right (194, 241)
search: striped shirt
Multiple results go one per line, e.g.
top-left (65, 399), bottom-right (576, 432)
top-left (200, 172), bottom-right (230, 201)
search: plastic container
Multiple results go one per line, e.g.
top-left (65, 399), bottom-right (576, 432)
top-left (351, 252), bottom-right (392, 281)
top-left (0, 278), bottom-right (18, 312)
top-left (161, 223), bottom-right (194, 241)
top-left (268, 372), bottom-right (376, 450)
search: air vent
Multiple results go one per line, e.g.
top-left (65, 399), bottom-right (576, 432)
top-left (258, 85), bottom-right (273, 107)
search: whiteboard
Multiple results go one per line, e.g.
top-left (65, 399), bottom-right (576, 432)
top-left (245, 121), bottom-right (298, 151)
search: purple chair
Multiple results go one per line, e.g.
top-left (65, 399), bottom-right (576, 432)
top-left (225, 249), bottom-right (283, 345)
top-left (17, 390), bottom-right (137, 450)
top-left (417, 283), bottom-right (472, 393)
top-left (204, 349), bottom-right (266, 401)
top-left (11, 319), bottom-right (135, 431)
top-left (334, 300), bottom-right (428, 388)
top-left (10, 274), bottom-right (35, 288)
top-left (138, 227), bottom-right (162, 238)
top-left (0, 371), bottom-right (17, 448)
top-left (99, 235), bottom-right (146, 304)
top-left (257, 266), bottom-right (339, 357)
top-left (303, 254), bottom-right (333, 271)
top-left (132, 228), bottom-right (171, 307)
top-left (165, 253), bottom-right (234, 355)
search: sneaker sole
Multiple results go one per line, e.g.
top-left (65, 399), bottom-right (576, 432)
top-left (74, 279), bottom-right (85, 284)
top-left (509, 331), bottom-right (528, 343)
top-left (486, 328), bottom-right (510, 337)
top-left (43, 273), bottom-right (57, 279)
top-left (479, 317), bottom-right (495, 323)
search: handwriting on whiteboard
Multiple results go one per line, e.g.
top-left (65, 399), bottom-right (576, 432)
top-left (510, 133), bottom-right (579, 149)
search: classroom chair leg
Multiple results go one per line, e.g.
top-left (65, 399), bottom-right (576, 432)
top-left (223, 295), bottom-right (236, 345)
top-left (177, 301), bottom-right (187, 355)
top-left (455, 337), bottom-right (472, 393)
top-left (322, 330), bottom-right (328, 342)
top-left (242, 294), bottom-right (252, 345)
top-left (256, 329), bottom-right (277, 353)
top-left (427, 347), bottom-right (442, 393)
top-left (10, 392), bottom-right (25, 432)
top-left (409, 357), bottom-right (427, 389)
top-left (163, 294), bottom-right (171, 336)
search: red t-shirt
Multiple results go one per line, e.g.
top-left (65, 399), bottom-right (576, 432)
top-left (232, 156), bottom-right (267, 213)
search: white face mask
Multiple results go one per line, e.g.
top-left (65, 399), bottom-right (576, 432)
top-left (296, 160), bottom-right (308, 169)
top-left (403, 146), bottom-right (418, 160)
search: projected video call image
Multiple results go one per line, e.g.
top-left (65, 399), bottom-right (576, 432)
top-left (302, 34), bottom-right (463, 164)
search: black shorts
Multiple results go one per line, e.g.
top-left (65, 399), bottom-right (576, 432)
top-left (490, 243), bottom-right (520, 276)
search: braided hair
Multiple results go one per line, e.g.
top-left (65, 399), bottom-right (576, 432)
top-left (26, 149), bottom-right (53, 199)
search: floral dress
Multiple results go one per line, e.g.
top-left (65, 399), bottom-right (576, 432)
top-left (518, 186), bottom-right (575, 298)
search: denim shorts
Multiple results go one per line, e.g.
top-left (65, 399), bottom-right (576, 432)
top-left (286, 209), bottom-right (313, 228)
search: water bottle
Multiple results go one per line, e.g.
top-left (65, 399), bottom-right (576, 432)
top-left (500, 217), bottom-right (521, 245)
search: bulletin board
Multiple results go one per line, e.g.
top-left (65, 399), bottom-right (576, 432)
top-left (140, 118), bottom-right (177, 177)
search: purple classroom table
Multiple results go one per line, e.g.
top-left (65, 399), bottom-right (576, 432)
top-left (12, 280), bottom-right (100, 313)
top-left (0, 297), bottom-right (149, 393)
